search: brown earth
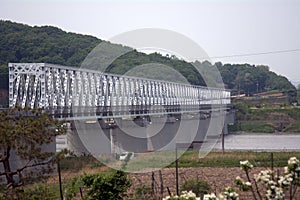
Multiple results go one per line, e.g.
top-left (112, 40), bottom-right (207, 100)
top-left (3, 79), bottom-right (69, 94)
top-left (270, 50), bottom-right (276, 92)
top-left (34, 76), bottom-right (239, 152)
top-left (128, 167), bottom-right (300, 200)
top-left (46, 166), bottom-right (300, 199)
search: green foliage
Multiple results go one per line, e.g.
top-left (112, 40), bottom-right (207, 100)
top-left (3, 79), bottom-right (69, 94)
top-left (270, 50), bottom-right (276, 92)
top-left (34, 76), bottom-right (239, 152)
top-left (0, 20), bottom-right (100, 67)
top-left (81, 170), bottom-right (131, 200)
top-left (234, 103), bottom-right (250, 120)
top-left (171, 151), bottom-right (300, 168)
top-left (59, 156), bottom-right (103, 172)
top-left (217, 63), bottom-right (295, 95)
top-left (132, 184), bottom-right (153, 200)
top-left (229, 123), bottom-right (275, 133)
top-left (0, 183), bottom-right (58, 200)
top-left (284, 121), bottom-right (300, 132)
top-left (0, 20), bottom-right (295, 96)
top-left (120, 152), bottom-right (133, 170)
top-left (180, 178), bottom-right (210, 198)
top-left (64, 176), bottom-right (83, 200)
top-left (0, 107), bottom-right (66, 187)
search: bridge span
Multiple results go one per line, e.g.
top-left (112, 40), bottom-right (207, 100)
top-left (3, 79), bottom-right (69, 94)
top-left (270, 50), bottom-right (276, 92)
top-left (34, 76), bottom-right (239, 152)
top-left (8, 63), bottom-right (234, 157)
top-left (9, 63), bottom-right (231, 120)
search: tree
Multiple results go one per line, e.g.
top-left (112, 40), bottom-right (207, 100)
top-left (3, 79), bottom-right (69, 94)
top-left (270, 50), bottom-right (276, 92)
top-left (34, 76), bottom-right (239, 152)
top-left (82, 170), bottom-right (131, 200)
top-left (0, 107), bottom-right (66, 188)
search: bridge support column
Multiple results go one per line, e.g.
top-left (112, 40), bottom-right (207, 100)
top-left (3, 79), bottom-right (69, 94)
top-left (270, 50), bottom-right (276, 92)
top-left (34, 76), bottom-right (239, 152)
top-left (110, 128), bottom-right (115, 154)
top-left (147, 128), bottom-right (154, 151)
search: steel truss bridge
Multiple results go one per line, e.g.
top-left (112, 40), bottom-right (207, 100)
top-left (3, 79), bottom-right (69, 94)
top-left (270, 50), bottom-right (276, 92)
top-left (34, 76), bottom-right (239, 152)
top-left (9, 63), bottom-right (231, 120)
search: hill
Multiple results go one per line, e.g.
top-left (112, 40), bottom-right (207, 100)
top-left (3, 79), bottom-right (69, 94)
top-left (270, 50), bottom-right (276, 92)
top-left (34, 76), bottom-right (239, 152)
top-left (0, 20), bottom-right (296, 106)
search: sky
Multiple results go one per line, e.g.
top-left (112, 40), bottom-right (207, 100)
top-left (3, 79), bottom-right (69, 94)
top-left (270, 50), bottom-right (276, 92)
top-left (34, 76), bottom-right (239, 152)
top-left (1, 0), bottom-right (300, 85)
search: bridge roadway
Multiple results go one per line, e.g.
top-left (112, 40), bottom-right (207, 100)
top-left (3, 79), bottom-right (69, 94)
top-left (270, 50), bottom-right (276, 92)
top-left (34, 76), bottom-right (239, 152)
top-left (8, 63), bottom-right (231, 119)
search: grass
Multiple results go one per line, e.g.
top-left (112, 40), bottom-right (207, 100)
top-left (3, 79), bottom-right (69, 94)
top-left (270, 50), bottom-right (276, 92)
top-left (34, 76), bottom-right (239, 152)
top-left (3, 151), bottom-right (300, 199)
top-left (228, 123), bottom-right (275, 133)
top-left (117, 150), bottom-right (300, 170)
top-left (284, 121), bottom-right (300, 132)
top-left (123, 151), bottom-right (177, 172)
top-left (169, 151), bottom-right (300, 168)
top-left (59, 156), bottom-right (104, 172)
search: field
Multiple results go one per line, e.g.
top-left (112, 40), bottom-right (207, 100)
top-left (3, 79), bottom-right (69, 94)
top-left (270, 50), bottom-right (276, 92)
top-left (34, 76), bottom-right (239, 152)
top-left (2, 151), bottom-right (300, 199)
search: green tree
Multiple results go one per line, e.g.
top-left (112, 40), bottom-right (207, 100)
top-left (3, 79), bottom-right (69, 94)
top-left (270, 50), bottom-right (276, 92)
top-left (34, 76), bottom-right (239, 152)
top-left (82, 170), bottom-right (131, 200)
top-left (0, 107), bottom-right (66, 189)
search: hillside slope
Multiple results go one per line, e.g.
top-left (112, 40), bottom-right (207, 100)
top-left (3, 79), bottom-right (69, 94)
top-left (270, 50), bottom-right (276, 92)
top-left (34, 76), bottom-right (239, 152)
top-left (0, 20), bottom-right (296, 106)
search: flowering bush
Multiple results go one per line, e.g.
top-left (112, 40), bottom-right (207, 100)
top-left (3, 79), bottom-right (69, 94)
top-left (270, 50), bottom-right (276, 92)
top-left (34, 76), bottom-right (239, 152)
top-left (234, 176), bottom-right (251, 191)
top-left (163, 190), bottom-right (239, 200)
top-left (163, 191), bottom-right (200, 200)
top-left (203, 193), bottom-right (217, 200)
top-left (163, 157), bottom-right (299, 200)
top-left (239, 160), bottom-right (253, 172)
top-left (218, 187), bottom-right (239, 200)
top-left (236, 157), bottom-right (300, 200)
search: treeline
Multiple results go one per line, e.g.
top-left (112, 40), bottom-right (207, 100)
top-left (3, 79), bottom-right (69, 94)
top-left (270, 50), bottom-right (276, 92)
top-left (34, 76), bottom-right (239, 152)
top-left (0, 20), bottom-right (296, 99)
top-left (216, 62), bottom-right (295, 95)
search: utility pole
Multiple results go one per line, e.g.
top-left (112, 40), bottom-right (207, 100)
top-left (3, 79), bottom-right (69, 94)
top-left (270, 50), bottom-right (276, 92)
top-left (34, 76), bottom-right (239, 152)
top-left (57, 161), bottom-right (63, 200)
top-left (222, 128), bottom-right (225, 154)
top-left (175, 147), bottom-right (179, 196)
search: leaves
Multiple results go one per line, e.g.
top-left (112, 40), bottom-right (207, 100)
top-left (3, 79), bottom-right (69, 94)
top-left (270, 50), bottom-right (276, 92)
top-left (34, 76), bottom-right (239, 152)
top-left (0, 107), bottom-right (66, 187)
top-left (81, 170), bottom-right (131, 200)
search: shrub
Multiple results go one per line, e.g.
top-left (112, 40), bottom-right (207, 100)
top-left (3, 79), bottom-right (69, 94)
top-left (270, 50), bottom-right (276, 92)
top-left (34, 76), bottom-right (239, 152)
top-left (133, 184), bottom-right (153, 200)
top-left (82, 170), bottom-right (131, 200)
top-left (181, 178), bottom-right (210, 198)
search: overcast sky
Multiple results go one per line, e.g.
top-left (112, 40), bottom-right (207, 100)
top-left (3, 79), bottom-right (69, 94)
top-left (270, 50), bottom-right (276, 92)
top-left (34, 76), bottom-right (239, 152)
top-left (1, 0), bottom-right (300, 84)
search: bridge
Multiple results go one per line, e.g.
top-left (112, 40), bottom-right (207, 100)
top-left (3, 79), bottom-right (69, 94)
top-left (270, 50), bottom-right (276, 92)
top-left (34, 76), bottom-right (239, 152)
top-left (7, 62), bottom-right (234, 164)
top-left (8, 63), bottom-right (231, 120)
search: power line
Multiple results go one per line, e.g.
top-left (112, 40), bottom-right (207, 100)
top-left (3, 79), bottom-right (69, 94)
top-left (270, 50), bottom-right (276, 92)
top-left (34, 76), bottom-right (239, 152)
top-left (209, 48), bottom-right (300, 59)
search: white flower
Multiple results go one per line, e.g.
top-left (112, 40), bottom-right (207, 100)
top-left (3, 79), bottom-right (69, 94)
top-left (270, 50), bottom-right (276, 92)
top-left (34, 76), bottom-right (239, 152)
top-left (245, 182), bottom-right (251, 186)
top-left (240, 160), bottom-right (253, 171)
top-left (203, 193), bottom-right (217, 200)
top-left (255, 169), bottom-right (273, 184)
top-left (288, 157), bottom-right (299, 165)
top-left (163, 196), bottom-right (171, 200)
top-left (164, 191), bottom-right (201, 200)
top-left (284, 166), bottom-right (289, 174)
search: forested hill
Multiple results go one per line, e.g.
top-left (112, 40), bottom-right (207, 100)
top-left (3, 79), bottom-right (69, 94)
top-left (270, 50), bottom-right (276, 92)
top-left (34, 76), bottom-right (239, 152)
top-left (0, 20), bottom-right (296, 104)
top-left (0, 20), bottom-right (101, 66)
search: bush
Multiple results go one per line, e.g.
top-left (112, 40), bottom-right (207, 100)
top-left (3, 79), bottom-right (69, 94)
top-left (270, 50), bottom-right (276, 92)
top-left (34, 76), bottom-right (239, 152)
top-left (229, 123), bottom-right (275, 133)
top-left (133, 184), bottom-right (153, 200)
top-left (181, 178), bottom-right (210, 198)
top-left (82, 170), bottom-right (131, 200)
top-left (240, 124), bottom-right (275, 133)
top-left (64, 176), bottom-right (83, 200)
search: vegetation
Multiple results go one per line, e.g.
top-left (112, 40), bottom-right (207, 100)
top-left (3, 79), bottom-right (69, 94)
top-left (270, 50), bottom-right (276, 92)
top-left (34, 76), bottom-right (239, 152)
top-left (164, 157), bottom-right (300, 199)
top-left (172, 151), bottom-right (300, 168)
top-left (181, 178), bottom-right (211, 198)
top-left (228, 123), bottom-right (275, 133)
top-left (59, 156), bottom-right (103, 172)
top-left (0, 20), bottom-right (296, 107)
top-left (81, 170), bottom-right (131, 200)
top-left (232, 103), bottom-right (300, 133)
top-left (0, 20), bottom-right (100, 67)
top-left (131, 184), bottom-right (153, 200)
top-left (1, 151), bottom-right (299, 199)
top-left (0, 107), bottom-right (66, 191)
top-left (217, 63), bottom-right (296, 96)
top-left (0, 182), bottom-right (59, 200)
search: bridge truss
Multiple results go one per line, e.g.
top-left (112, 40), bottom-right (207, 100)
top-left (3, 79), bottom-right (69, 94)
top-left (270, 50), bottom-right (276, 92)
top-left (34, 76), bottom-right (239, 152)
top-left (9, 63), bottom-right (230, 119)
